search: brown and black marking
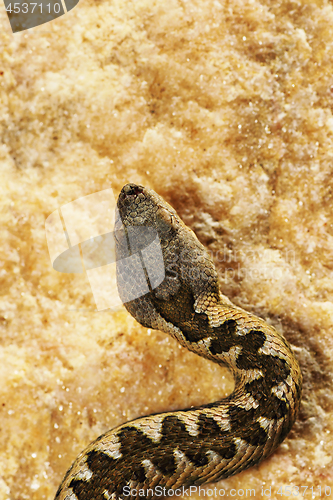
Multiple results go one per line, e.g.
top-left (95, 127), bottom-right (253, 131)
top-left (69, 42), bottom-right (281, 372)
top-left (59, 413), bottom-right (238, 500)
top-left (55, 184), bottom-right (302, 500)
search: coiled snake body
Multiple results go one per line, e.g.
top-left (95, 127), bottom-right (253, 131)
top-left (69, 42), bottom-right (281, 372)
top-left (55, 183), bottom-right (302, 500)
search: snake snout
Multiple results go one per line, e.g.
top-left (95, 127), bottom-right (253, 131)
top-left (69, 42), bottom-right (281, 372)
top-left (123, 183), bottom-right (144, 197)
top-left (118, 184), bottom-right (146, 210)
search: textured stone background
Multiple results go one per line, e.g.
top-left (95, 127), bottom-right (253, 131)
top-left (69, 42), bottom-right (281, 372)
top-left (0, 0), bottom-right (333, 498)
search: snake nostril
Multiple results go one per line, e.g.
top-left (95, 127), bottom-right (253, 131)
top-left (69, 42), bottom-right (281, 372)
top-left (123, 184), bottom-right (144, 198)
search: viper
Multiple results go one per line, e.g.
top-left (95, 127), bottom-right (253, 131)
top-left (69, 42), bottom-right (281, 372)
top-left (55, 183), bottom-right (302, 500)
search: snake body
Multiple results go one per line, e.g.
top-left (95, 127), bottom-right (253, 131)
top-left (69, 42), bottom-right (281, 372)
top-left (55, 183), bottom-right (302, 500)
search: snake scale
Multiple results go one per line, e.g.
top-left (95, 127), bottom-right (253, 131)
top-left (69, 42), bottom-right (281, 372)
top-left (55, 183), bottom-right (302, 500)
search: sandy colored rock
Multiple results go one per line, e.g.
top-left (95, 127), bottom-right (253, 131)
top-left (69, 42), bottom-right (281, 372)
top-left (0, 0), bottom-right (333, 498)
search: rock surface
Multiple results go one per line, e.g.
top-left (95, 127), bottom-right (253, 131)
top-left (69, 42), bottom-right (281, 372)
top-left (0, 0), bottom-right (333, 498)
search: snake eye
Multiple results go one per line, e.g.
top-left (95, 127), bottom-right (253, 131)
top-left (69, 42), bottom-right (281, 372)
top-left (157, 208), bottom-right (179, 232)
top-left (158, 207), bottom-right (172, 224)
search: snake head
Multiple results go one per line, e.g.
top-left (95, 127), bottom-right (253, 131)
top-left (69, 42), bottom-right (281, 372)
top-left (116, 183), bottom-right (181, 236)
top-left (115, 183), bottom-right (182, 306)
top-left (115, 183), bottom-right (221, 325)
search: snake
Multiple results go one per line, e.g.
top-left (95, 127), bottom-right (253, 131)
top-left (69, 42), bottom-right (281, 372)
top-left (55, 183), bottom-right (302, 500)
